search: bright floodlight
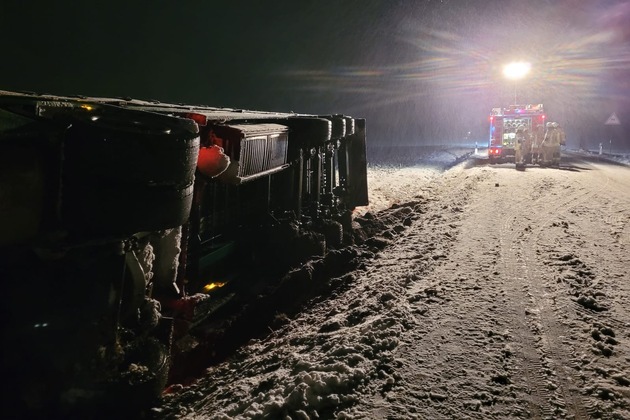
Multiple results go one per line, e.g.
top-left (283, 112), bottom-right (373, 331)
top-left (503, 61), bottom-right (531, 80)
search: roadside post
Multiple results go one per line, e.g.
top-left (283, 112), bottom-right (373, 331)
top-left (604, 112), bottom-right (621, 155)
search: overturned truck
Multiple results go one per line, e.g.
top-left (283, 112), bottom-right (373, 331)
top-left (0, 90), bottom-right (368, 416)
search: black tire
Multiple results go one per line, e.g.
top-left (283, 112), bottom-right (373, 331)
top-left (62, 182), bottom-right (194, 235)
top-left (344, 117), bottom-right (355, 136)
top-left (291, 231), bottom-right (326, 266)
top-left (57, 337), bottom-right (170, 418)
top-left (285, 116), bottom-right (331, 148)
top-left (319, 115), bottom-right (346, 140)
top-left (64, 122), bottom-right (200, 188)
top-left (319, 219), bottom-right (343, 249)
top-left (104, 337), bottom-right (171, 413)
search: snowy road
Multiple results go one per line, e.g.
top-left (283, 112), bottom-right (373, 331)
top-left (154, 154), bottom-right (630, 419)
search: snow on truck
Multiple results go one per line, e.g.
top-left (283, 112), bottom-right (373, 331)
top-left (0, 90), bottom-right (368, 417)
top-left (488, 103), bottom-right (546, 164)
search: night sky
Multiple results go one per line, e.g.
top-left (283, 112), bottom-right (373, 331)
top-left (2, 0), bottom-right (629, 149)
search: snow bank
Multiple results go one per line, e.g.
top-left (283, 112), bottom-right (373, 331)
top-left (367, 145), bottom-right (473, 169)
top-left (565, 148), bottom-right (630, 167)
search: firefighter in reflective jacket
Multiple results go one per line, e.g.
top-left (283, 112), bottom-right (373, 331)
top-left (542, 122), bottom-right (562, 166)
top-left (556, 123), bottom-right (566, 147)
top-left (541, 122), bottom-right (556, 166)
top-left (514, 125), bottom-right (527, 166)
top-left (553, 122), bottom-right (566, 165)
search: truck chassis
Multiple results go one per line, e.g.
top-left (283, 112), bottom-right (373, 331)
top-left (0, 90), bottom-right (369, 416)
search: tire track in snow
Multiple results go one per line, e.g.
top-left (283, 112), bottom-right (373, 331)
top-left (534, 161), bottom-right (630, 419)
top-left (484, 169), bottom-right (595, 419)
top-left (511, 175), bottom-right (594, 419)
top-left (498, 199), bottom-right (558, 419)
top-left (394, 167), bottom-right (533, 419)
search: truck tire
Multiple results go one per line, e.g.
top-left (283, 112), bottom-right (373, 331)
top-left (319, 115), bottom-right (346, 140)
top-left (63, 122), bottom-right (199, 188)
top-left (104, 337), bottom-right (170, 414)
top-left (318, 219), bottom-right (343, 249)
top-left (58, 336), bottom-right (170, 418)
top-left (291, 231), bottom-right (326, 266)
top-left (344, 117), bottom-right (355, 137)
top-left (62, 182), bottom-right (194, 235)
top-left (285, 117), bottom-right (332, 148)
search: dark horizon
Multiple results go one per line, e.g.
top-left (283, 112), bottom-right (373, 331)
top-left (2, 0), bottom-right (629, 148)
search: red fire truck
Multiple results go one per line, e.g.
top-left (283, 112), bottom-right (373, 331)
top-left (488, 104), bottom-right (546, 164)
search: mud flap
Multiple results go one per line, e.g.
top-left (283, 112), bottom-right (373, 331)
top-left (345, 119), bottom-right (368, 208)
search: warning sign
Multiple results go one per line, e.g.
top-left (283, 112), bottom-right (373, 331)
top-left (605, 112), bottom-right (621, 125)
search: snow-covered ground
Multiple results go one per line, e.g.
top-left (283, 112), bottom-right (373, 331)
top-left (564, 148), bottom-right (630, 167)
top-left (153, 148), bottom-right (630, 419)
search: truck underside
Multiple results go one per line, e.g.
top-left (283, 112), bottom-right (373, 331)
top-left (0, 90), bottom-right (369, 417)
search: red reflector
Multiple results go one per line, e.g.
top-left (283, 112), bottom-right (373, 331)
top-left (185, 113), bottom-right (208, 126)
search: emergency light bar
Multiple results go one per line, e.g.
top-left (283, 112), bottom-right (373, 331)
top-left (491, 104), bottom-right (544, 116)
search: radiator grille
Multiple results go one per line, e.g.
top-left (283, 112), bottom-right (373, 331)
top-left (238, 132), bottom-right (288, 178)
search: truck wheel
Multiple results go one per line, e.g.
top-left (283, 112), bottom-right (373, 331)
top-left (64, 122), bottom-right (199, 188)
top-left (285, 117), bottom-right (332, 148)
top-left (344, 117), bottom-right (355, 137)
top-left (62, 182), bottom-right (194, 235)
top-left (62, 336), bottom-right (170, 417)
top-left (291, 231), bottom-right (326, 266)
top-left (319, 220), bottom-right (343, 249)
top-left (318, 115), bottom-right (346, 140)
top-left (105, 337), bottom-right (170, 413)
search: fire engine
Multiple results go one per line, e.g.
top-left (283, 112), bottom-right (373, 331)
top-left (488, 104), bottom-right (546, 164)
